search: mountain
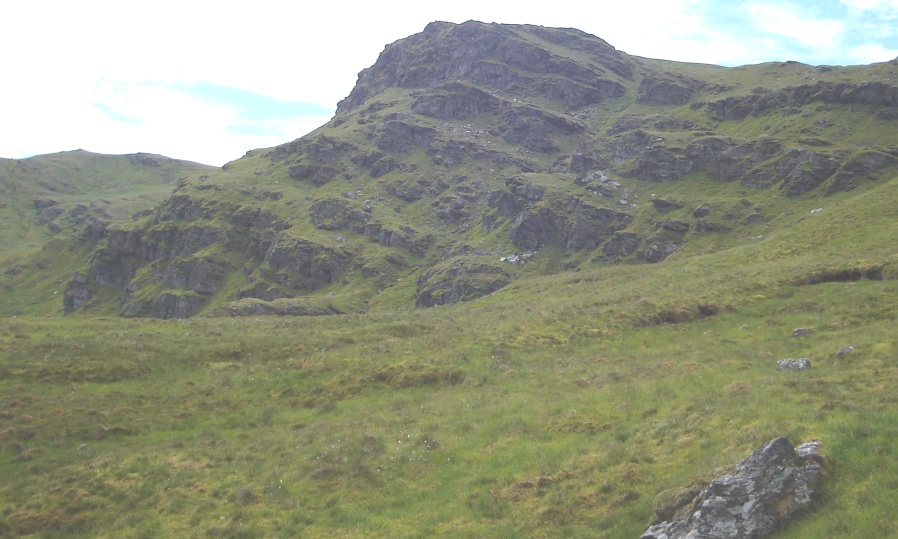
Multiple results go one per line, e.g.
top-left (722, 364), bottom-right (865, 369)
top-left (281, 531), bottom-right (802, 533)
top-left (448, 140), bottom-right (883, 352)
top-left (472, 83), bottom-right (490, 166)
top-left (2, 21), bottom-right (898, 538)
top-left (6, 21), bottom-right (898, 318)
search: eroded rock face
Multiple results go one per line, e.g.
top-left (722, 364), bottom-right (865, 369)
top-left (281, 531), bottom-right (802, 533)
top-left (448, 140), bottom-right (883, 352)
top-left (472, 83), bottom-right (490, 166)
top-left (415, 258), bottom-right (511, 307)
top-left (499, 105), bottom-right (585, 153)
top-left (412, 82), bottom-right (503, 120)
top-left (337, 20), bottom-right (630, 113)
top-left (642, 437), bottom-right (825, 539)
top-left (563, 201), bottom-right (633, 250)
top-left (310, 198), bottom-right (369, 232)
top-left (602, 231), bottom-right (642, 257)
top-left (146, 292), bottom-right (206, 319)
top-left (263, 238), bottom-right (351, 288)
top-left (52, 22), bottom-right (898, 319)
top-left (637, 76), bottom-right (696, 106)
top-left (705, 80), bottom-right (898, 121)
top-left (372, 120), bottom-right (437, 153)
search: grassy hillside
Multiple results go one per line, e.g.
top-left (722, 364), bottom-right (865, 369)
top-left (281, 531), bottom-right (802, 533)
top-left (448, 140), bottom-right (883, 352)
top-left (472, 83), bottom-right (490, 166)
top-left (1, 171), bottom-right (895, 537)
top-left (0, 150), bottom-right (214, 255)
top-left (38, 22), bottom-right (895, 320)
top-left (2, 21), bottom-right (898, 537)
top-left (0, 150), bottom-right (215, 316)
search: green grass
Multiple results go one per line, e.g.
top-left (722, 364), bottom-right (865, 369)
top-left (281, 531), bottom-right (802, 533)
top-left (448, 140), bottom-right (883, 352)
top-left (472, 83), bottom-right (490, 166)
top-left (2, 197), bottom-right (896, 536)
top-left (4, 23), bottom-right (898, 537)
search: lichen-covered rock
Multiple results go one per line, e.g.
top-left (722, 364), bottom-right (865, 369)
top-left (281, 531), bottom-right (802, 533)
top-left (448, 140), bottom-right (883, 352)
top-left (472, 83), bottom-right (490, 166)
top-left (563, 201), bottom-right (632, 250)
top-left (212, 298), bottom-right (346, 317)
top-left (63, 274), bottom-right (92, 312)
top-left (121, 291), bottom-right (207, 319)
top-left (147, 292), bottom-right (207, 319)
top-left (415, 258), bottom-right (511, 307)
top-left (632, 148), bottom-right (693, 182)
top-left (267, 134), bottom-right (356, 163)
top-left (263, 238), bottom-right (351, 289)
top-left (488, 177), bottom-right (546, 217)
top-left (372, 120), bottom-right (437, 153)
top-left (704, 80), bottom-right (898, 121)
top-left (161, 256), bottom-right (228, 294)
top-left (642, 437), bottom-right (825, 539)
top-left (777, 358), bottom-right (812, 371)
top-left (602, 231), bottom-right (642, 257)
top-left (412, 82), bottom-right (503, 120)
top-left (288, 163), bottom-right (340, 185)
top-left (640, 241), bottom-right (683, 263)
top-left (823, 149), bottom-right (898, 195)
top-left (310, 198), bottom-right (369, 232)
top-left (637, 76), bottom-right (696, 106)
top-left (499, 105), bottom-right (584, 153)
top-left (510, 209), bottom-right (564, 251)
top-left (569, 147), bottom-right (597, 173)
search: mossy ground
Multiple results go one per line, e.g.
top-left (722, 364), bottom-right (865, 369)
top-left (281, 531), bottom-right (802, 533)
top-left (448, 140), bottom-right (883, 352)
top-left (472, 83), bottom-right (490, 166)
top-left (2, 175), bottom-right (896, 537)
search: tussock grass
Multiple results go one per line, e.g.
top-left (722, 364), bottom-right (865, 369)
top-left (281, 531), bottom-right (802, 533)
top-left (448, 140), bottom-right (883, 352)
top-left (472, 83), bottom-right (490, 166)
top-left (2, 200), bottom-right (897, 536)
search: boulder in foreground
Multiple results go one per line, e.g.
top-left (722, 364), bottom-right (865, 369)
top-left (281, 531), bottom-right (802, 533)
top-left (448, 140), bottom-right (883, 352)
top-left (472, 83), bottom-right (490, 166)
top-left (642, 437), bottom-right (826, 539)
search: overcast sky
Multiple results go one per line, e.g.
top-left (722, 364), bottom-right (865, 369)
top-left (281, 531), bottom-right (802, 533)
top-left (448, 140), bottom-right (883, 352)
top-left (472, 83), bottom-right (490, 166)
top-left (2, 0), bottom-right (897, 167)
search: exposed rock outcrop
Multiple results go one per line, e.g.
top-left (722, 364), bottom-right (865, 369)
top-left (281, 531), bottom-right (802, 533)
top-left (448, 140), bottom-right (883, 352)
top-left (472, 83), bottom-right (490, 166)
top-left (705, 81), bottom-right (898, 121)
top-left (212, 298), bottom-right (346, 317)
top-left (498, 105), bottom-right (585, 153)
top-left (372, 120), bottom-right (437, 153)
top-left (777, 358), bottom-right (812, 371)
top-left (144, 292), bottom-right (206, 319)
top-left (593, 131), bottom-right (897, 196)
top-left (337, 21), bottom-right (629, 113)
top-left (310, 198), bottom-right (369, 232)
top-left (642, 437), bottom-right (826, 539)
top-left (563, 201), bottom-right (633, 250)
top-left (415, 257), bottom-right (512, 307)
top-left (637, 76), bottom-right (696, 106)
top-left (412, 82), bottom-right (503, 120)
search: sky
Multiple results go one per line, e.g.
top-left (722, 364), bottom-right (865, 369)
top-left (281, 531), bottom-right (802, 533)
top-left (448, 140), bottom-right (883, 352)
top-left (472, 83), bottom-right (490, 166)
top-left (2, 0), bottom-right (897, 167)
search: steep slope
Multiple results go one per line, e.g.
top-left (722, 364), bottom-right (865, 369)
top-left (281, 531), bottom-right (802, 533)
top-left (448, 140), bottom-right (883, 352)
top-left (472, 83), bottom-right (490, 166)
top-left (0, 151), bottom-right (215, 316)
top-left (45, 21), bottom-right (898, 318)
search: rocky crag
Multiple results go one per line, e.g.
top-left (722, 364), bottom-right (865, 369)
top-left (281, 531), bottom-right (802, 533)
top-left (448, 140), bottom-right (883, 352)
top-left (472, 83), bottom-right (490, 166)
top-left (24, 21), bottom-right (898, 318)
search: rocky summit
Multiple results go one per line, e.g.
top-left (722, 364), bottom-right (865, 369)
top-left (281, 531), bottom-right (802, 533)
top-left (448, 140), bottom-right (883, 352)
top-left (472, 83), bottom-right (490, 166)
top-left (5, 20), bottom-right (898, 318)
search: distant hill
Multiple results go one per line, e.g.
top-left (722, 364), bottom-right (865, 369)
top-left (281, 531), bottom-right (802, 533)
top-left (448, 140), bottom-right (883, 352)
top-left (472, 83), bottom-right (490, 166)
top-left (3, 21), bottom-right (898, 317)
top-left (0, 150), bottom-right (214, 315)
top-left (0, 150), bottom-right (214, 254)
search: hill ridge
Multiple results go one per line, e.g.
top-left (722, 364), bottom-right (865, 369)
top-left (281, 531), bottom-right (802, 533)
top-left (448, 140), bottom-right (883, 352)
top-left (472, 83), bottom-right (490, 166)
top-left (1, 20), bottom-right (896, 317)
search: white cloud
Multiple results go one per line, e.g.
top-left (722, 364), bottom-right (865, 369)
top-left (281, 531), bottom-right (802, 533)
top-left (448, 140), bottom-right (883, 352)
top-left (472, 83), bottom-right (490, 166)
top-left (742, 2), bottom-right (846, 50)
top-left (2, 0), bottom-right (897, 165)
top-left (840, 0), bottom-right (898, 11)
top-left (81, 81), bottom-right (334, 165)
top-left (842, 43), bottom-right (898, 64)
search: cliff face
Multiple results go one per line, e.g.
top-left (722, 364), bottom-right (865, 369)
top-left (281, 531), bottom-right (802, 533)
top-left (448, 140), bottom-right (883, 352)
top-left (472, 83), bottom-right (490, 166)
top-left (52, 21), bottom-right (898, 318)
